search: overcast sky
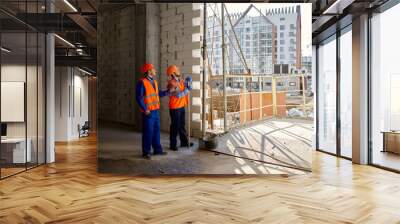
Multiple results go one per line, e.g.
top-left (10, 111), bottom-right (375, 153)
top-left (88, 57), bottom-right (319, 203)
top-left (208, 3), bottom-right (312, 57)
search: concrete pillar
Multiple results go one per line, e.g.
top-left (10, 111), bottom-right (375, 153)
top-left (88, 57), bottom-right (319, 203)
top-left (46, 26), bottom-right (55, 162)
top-left (352, 14), bottom-right (369, 164)
top-left (133, 4), bottom-right (161, 131)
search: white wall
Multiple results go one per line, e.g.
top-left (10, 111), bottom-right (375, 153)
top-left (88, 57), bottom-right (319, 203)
top-left (1, 63), bottom-right (46, 164)
top-left (55, 67), bottom-right (89, 141)
top-left (1, 65), bottom-right (37, 138)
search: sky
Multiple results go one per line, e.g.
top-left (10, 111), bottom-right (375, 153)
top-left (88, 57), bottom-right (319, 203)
top-left (208, 3), bottom-right (312, 57)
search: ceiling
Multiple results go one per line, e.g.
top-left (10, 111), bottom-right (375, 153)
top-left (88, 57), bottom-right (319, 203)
top-left (0, 0), bottom-right (395, 73)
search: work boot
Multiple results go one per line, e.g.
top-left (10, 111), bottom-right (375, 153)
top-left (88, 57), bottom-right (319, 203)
top-left (180, 142), bottom-right (194, 147)
top-left (170, 146), bottom-right (178, 151)
top-left (142, 154), bottom-right (152, 160)
top-left (154, 151), bottom-right (168, 156)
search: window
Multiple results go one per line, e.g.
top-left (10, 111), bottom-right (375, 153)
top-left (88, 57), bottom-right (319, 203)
top-left (280, 32), bottom-right (284, 38)
top-left (289, 32), bottom-right (295, 37)
top-left (340, 27), bottom-right (352, 158)
top-left (290, 24), bottom-right (295, 29)
top-left (370, 4), bottom-right (400, 171)
top-left (280, 40), bottom-right (285, 44)
top-left (280, 17), bottom-right (285, 21)
top-left (280, 25), bottom-right (285, 30)
top-left (318, 36), bottom-right (337, 154)
top-left (280, 54), bottom-right (285, 59)
top-left (280, 47), bottom-right (284, 52)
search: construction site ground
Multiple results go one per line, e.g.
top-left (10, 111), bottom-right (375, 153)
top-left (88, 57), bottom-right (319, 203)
top-left (98, 118), bottom-right (313, 175)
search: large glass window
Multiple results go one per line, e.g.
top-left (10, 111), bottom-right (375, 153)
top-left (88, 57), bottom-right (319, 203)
top-left (317, 35), bottom-right (337, 154)
top-left (371, 3), bottom-right (400, 171)
top-left (340, 27), bottom-right (352, 158)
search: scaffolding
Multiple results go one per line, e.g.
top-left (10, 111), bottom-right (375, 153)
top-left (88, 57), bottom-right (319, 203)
top-left (203, 3), bottom-right (313, 135)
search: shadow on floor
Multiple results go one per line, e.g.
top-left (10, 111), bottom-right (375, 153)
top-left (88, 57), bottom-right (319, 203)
top-left (97, 119), bottom-right (312, 175)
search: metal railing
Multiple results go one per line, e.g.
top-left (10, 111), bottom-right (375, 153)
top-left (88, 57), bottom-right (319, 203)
top-left (205, 73), bottom-right (313, 133)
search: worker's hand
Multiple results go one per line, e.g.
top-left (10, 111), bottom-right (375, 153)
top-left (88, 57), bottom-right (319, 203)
top-left (145, 110), bottom-right (151, 115)
top-left (185, 76), bottom-right (192, 90)
top-left (169, 88), bottom-right (177, 95)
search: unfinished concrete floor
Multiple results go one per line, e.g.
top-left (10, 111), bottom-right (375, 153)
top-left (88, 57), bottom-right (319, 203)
top-left (98, 119), bottom-right (312, 175)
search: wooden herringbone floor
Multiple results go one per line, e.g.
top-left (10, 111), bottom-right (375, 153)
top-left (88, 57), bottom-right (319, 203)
top-left (1, 135), bottom-right (400, 223)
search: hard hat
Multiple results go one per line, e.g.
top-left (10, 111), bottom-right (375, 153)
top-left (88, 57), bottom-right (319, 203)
top-left (166, 65), bottom-right (178, 76)
top-left (141, 63), bottom-right (154, 74)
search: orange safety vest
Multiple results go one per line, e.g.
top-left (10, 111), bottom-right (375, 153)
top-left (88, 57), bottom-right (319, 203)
top-left (169, 79), bottom-right (188, 109)
top-left (140, 77), bottom-right (160, 112)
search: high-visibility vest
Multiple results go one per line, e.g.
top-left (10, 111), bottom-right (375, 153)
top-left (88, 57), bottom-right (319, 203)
top-left (169, 79), bottom-right (188, 109)
top-left (141, 77), bottom-right (160, 112)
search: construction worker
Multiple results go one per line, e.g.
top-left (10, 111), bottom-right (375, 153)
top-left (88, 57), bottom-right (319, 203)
top-left (166, 65), bottom-right (194, 151)
top-left (136, 63), bottom-right (170, 159)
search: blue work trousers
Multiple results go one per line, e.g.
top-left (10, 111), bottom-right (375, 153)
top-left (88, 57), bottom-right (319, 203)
top-left (142, 110), bottom-right (163, 156)
top-left (169, 107), bottom-right (189, 148)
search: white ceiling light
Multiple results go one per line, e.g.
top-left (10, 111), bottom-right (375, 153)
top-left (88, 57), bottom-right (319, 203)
top-left (54, 34), bottom-right (75, 48)
top-left (323, 0), bottom-right (355, 14)
top-left (63, 0), bottom-right (78, 12)
top-left (78, 67), bottom-right (93, 76)
top-left (1, 47), bottom-right (11, 53)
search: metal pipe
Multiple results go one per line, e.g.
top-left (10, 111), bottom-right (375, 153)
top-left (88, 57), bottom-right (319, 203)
top-left (223, 4), bottom-right (251, 74)
top-left (221, 4), bottom-right (227, 132)
top-left (202, 3), bottom-right (207, 139)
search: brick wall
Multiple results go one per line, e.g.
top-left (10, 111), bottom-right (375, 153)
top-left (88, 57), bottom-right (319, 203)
top-left (97, 5), bottom-right (137, 126)
top-left (159, 3), bottom-right (203, 137)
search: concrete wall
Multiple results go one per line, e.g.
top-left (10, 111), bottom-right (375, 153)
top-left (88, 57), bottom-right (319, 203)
top-left (97, 4), bottom-right (161, 129)
top-left (55, 67), bottom-right (89, 141)
top-left (97, 3), bottom-right (204, 137)
top-left (97, 5), bottom-right (139, 127)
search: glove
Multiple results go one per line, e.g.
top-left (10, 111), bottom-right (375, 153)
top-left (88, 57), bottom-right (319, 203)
top-left (184, 76), bottom-right (193, 90)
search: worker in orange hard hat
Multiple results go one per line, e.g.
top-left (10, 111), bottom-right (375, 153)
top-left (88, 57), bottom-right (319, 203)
top-left (166, 65), bottom-right (193, 151)
top-left (136, 63), bottom-right (171, 159)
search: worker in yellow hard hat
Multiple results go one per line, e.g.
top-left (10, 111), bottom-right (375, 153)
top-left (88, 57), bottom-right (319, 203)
top-left (166, 65), bottom-right (193, 151)
top-left (135, 63), bottom-right (170, 159)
